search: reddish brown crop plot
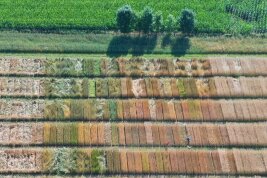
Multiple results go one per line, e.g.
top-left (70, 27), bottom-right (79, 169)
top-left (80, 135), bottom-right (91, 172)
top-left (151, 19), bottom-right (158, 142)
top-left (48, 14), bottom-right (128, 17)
top-left (1, 57), bottom-right (267, 176)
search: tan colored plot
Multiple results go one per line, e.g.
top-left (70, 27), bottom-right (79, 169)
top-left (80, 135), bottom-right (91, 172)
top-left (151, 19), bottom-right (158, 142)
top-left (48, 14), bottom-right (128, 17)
top-left (142, 100), bottom-right (150, 120)
top-left (135, 100), bottom-right (143, 120)
top-left (169, 151), bottom-right (179, 173)
top-left (211, 151), bottom-right (222, 174)
top-left (144, 122), bottom-right (153, 145)
top-left (219, 125), bottom-right (230, 145)
top-left (171, 124), bottom-right (186, 146)
top-left (118, 123), bottom-right (125, 146)
top-left (253, 124), bottom-right (267, 146)
top-left (32, 123), bottom-right (44, 144)
top-left (151, 124), bottom-right (160, 146)
top-left (138, 124), bottom-right (147, 146)
top-left (209, 59), bottom-right (218, 75)
top-left (218, 149), bottom-right (231, 174)
top-left (155, 100), bottom-right (163, 120)
top-left (233, 101), bottom-right (244, 121)
top-left (145, 78), bottom-right (153, 97)
top-left (83, 124), bottom-right (91, 145)
top-left (151, 78), bottom-right (160, 97)
top-left (259, 77), bottom-right (267, 95)
top-left (200, 100), bottom-right (210, 121)
top-left (162, 78), bottom-right (173, 97)
top-left (227, 151), bottom-right (237, 174)
top-left (208, 78), bottom-right (217, 97)
top-left (162, 100), bottom-right (170, 121)
top-left (176, 151), bottom-right (187, 173)
top-left (158, 124), bottom-right (167, 146)
top-left (106, 150), bottom-right (114, 173)
top-left (129, 100), bottom-right (137, 119)
top-left (97, 123), bottom-right (105, 145)
top-left (171, 78), bottom-right (179, 97)
top-left (120, 78), bottom-right (128, 97)
top-left (162, 152), bottom-right (171, 174)
top-left (220, 100), bottom-right (237, 121)
top-left (174, 101), bottom-right (184, 121)
top-left (233, 149), bottom-right (245, 174)
top-left (148, 152), bottom-right (157, 173)
top-left (113, 150), bottom-right (121, 173)
top-left (124, 124), bottom-right (133, 145)
top-left (239, 100), bottom-right (251, 120)
top-left (133, 152), bottom-right (142, 173)
top-left (183, 151), bottom-right (194, 174)
top-left (77, 123), bottom-right (84, 145)
top-left (181, 100), bottom-right (190, 120)
top-left (246, 100), bottom-right (257, 120)
top-left (131, 124), bottom-right (140, 146)
top-left (90, 124), bottom-right (98, 145)
top-left (155, 152), bottom-right (164, 174)
top-left (186, 125), bottom-right (200, 146)
top-left (123, 100), bottom-right (131, 120)
top-left (226, 58), bottom-right (242, 75)
top-left (253, 100), bottom-right (266, 120)
top-left (141, 152), bottom-right (150, 173)
top-left (233, 125), bottom-right (245, 146)
top-left (126, 152), bottom-right (135, 173)
top-left (227, 77), bottom-right (242, 97)
top-left (116, 100), bottom-right (123, 120)
top-left (167, 100), bottom-right (176, 121)
top-left (226, 124), bottom-right (238, 145)
top-left (104, 123), bottom-right (111, 145)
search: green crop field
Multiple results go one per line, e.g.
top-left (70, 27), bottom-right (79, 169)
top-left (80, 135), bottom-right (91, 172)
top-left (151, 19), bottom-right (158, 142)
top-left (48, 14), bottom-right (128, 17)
top-left (0, 0), bottom-right (266, 34)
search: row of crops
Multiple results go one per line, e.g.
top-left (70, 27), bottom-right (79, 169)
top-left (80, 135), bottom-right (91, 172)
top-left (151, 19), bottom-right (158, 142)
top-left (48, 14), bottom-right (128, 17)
top-left (1, 77), bottom-right (267, 98)
top-left (1, 122), bottom-right (266, 146)
top-left (225, 0), bottom-right (267, 33)
top-left (0, 57), bottom-right (267, 176)
top-left (1, 99), bottom-right (266, 121)
top-left (0, 148), bottom-right (266, 174)
top-left (1, 57), bottom-right (267, 77)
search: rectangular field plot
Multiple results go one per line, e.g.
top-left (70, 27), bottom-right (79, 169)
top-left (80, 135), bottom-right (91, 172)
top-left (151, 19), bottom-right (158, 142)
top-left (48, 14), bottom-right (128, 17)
top-left (0, 99), bottom-right (266, 121)
top-left (1, 122), bottom-right (266, 147)
top-left (0, 148), bottom-right (266, 175)
top-left (1, 57), bottom-right (267, 177)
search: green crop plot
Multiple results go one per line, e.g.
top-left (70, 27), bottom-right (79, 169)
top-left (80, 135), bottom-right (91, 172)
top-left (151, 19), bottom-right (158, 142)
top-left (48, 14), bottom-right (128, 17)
top-left (0, 0), bottom-right (265, 33)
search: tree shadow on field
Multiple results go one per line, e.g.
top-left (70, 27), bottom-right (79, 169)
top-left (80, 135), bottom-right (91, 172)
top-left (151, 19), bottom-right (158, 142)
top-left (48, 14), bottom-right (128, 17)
top-left (132, 34), bottom-right (157, 56)
top-left (171, 36), bottom-right (190, 56)
top-left (161, 34), bottom-right (191, 57)
top-left (106, 35), bottom-right (132, 57)
top-left (161, 33), bottom-right (172, 48)
top-left (107, 34), bottom-right (157, 57)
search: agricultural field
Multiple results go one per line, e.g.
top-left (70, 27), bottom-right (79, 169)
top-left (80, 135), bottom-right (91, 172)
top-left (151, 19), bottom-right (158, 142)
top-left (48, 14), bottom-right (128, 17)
top-left (0, 56), bottom-right (267, 177)
top-left (0, 0), bottom-right (266, 33)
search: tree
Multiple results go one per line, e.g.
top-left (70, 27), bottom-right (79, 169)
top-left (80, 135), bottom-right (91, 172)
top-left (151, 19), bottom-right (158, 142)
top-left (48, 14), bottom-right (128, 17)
top-left (153, 11), bottom-right (164, 32)
top-left (165, 14), bottom-right (176, 33)
top-left (179, 9), bottom-right (196, 34)
top-left (116, 5), bottom-right (135, 33)
top-left (140, 6), bottom-right (154, 34)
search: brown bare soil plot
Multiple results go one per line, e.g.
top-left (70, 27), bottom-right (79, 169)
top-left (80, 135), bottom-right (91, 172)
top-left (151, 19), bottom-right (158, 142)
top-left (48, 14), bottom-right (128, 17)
top-left (220, 100), bottom-right (237, 121)
top-left (120, 150), bottom-right (128, 173)
top-left (227, 77), bottom-right (242, 97)
top-left (133, 151), bottom-right (143, 173)
top-left (138, 124), bottom-right (147, 145)
top-left (174, 101), bottom-right (184, 121)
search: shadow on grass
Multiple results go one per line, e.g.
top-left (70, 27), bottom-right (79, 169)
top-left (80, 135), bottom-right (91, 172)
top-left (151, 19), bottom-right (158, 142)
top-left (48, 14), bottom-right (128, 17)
top-left (107, 34), bottom-right (190, 57)
top-left (107, 34), bottom-right (158, 57)
top-left (171, 36), bottom-right (190, 56)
